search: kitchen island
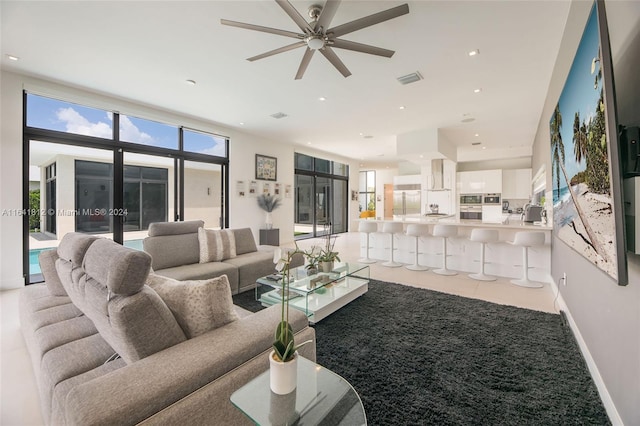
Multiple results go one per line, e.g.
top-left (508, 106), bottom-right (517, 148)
top-left (358, 217), bottom-right (552, 283)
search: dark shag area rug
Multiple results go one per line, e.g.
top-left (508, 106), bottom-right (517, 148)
top-left (233, 280), bottom-right (610, 425)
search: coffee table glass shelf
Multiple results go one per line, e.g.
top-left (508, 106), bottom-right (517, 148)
top-left (230, 355), bottom-right (366, 425)
top-left (256, 262), bottom-right (369, 324)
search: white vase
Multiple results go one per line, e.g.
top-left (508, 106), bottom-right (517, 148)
top-left (265, 212), bottom-right (273, 229)
top-left (269, 350), bottom-right (298, 395)
top-left (320, 261), bottom-right (334, 273)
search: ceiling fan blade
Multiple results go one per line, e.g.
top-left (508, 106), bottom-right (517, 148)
top-left (221, 19), bottom-right (303, 39)
top-left (319, 47), bottom-right (351, 78)
top-left (314, 0), bottom-right (341, 32)
top-left (328, 3), bottom-right (409, 38)
top-left (295, 48), bottom-right (316, 80)
top-left (331, 39), bottom-right (395, 58)
top-left (248, 41), bottom-right (306, 62)
top-left (275, 0), bottom-right (313, 34)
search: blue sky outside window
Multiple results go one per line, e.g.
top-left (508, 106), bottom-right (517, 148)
top-left (119, 115), bottom-right (178, 149)
top-left (184, 129), bottom-right (226, 157)
top-left (26, 94), bottom-right (113, 138)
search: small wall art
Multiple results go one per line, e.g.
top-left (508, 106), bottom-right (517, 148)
top-left (255, 154), bottom-right (277, 181)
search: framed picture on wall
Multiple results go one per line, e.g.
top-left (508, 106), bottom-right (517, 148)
top-left (255, 154), bottom-right (277, 181)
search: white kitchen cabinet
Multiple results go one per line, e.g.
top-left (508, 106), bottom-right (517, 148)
top-left (483, 170), bottom-right (502, 193)
top-left (502, 169), bottom-right (532, 199)
top-left (458, 170), bottom-right (502, 194)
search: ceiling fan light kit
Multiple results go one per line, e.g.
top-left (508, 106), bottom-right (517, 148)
top-left (221, 0), bottom-right (410, 79)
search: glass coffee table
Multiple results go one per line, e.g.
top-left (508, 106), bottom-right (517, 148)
top-left (256, 262), bottom-right (369, 324)
top-left (230, 356), bottom-right (366, 425)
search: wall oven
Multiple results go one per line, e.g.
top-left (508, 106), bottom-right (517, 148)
top-left (460, 205), bottom-right (482, 220)
top-left (460, 194), bottom-right (483, 205)
top-left (483, 193), bottom-right (501, 204)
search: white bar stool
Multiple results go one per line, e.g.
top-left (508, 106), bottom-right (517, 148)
top-left (432, 224), bottom-right (458, 276)
top-left (469, 228), bottom-right (499, 281)
top-left (357, 221), bottom-right (378, 264)
top-left (510, 231), bottom-right (545, 288)
top-left (381, 222), bottom-right (404, 267)
top-left (405, 224), bottom-right (430, 271)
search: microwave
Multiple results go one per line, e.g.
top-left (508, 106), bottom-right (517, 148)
top-left (460, 194), bottom-right (482, 205)
top-left (483, 194), bottom-right (501, 204)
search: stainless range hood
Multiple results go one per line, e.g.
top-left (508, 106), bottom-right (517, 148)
top-left (429, 159), bottom-right (449, 191)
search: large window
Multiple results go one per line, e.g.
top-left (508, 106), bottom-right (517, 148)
top-left (294, 153), bottom-right (348, 239)
top-left (24, 93), bottom-right (229, 284)
top-left (359, 170), bottom-right (376, 215)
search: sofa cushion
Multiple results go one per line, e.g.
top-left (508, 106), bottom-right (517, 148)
top-left (147, 274), bottom-right (239, 338)
top-left (148, 220), bottom-right (204, 236)
top-left (70, 238), bottom-right (186, 364)
top-left (198, 228), bottom-right (236, 263)
top-left (233, 228), bottom-right (258, 255)
top-left (83, 239), bottom-right (152, 296)
top-left (153, 262), bottom-right (240, 293)
top-left (39, 249), bottom-right (67, 296)
top-left (144, 233), bottom-right (200, 270)
top-left (56, 232), bottom-right (99, 265)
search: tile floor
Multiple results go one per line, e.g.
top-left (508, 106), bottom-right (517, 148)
top-left (0, 231), bottom-right (558, 425)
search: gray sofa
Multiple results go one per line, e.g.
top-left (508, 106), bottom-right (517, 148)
top-left (143, 221), bottom-right (302, 294)
top-left (20, 232), bottom-right (316, 425)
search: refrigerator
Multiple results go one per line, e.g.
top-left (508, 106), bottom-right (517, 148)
top-left (393, 184), bottom-right (421, 218)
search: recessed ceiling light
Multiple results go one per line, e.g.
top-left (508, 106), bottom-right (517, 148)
top-left (399, 106), bottom-right (405, 110)
top-left (359, 132), bottom-right (364, 136)
top-left (7, 54), bottom-right (19, 61)
top-left (318, 97), bottom-right (326, 101)
top-left (482, 146), bottom-right (486, 150)
top-left (307, 141), bottom-right (312, 145)
top-left (468, 49), bottom-right (480, 56)
top-left (474, 88), bottom-right (482, 93)
top-left (186, 79), bottom-right (196, 85)
top-left (419, 155), bottom-right (424, 158)
top-left (475, 133), bottom-right (480, 137)
top-left (239, 122), bottom-right (245, 125)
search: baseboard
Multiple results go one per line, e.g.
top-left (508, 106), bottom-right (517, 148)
top-left (0, 276), bottom-right (25, 291)
top-left (548, 277), bottom-right (624, 426)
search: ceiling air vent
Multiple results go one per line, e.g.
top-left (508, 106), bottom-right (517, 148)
top-left (270, 112), bottom-right (288, 119)
top-left (396, 72), bottom-right (423, 85)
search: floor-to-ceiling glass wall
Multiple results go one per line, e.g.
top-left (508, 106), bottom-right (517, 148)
top-left (294, 153), bottom-right (348, 240)
top-left (24, 93), bottom-right (229, 284)
top-left (28, 141), bottom-right (114, 283)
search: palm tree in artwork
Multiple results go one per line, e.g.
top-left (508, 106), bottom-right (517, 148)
top-left (550, 104), bottom-right (605, 258)
top-left (573, 112), bottom-right (588, 164)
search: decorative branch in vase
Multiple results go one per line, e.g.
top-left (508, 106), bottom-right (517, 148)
top-left (257, 194), bottom-right (281, 230)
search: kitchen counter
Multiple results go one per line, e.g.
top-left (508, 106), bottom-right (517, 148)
top-left (360, 216), bottom-right (552, 231)
top-left (357, 216), bottom-right (552, 283)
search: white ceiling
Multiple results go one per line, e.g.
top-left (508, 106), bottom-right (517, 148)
top-left (1, 1), bottom-right (571, 167)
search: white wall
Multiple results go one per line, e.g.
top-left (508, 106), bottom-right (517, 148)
top-left (0, 71), bottom-right (360, 290)
top-left (530, 2), bottom-right (640, 424)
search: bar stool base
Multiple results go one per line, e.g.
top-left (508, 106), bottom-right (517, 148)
top-left (433, 268), bottom-right (457, 276)
top-left (510, 278), bottom-right (543, 288)
top-left (469, 273), bottom-right (496, 281)
top-left (406, 264), bottom-right (428, 271)
top-left (357, 257), bottom-right (377, 264)
top-left (381, 261), bottom-right (403, 268)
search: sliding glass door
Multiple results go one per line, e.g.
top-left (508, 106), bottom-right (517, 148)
top-left (294, 153), bottom-right (348, 240)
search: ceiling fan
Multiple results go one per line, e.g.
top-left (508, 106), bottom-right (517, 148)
top-left (221, 0), bottom-right (409, 79)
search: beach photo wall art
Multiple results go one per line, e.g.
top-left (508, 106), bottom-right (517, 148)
top-left (549, 1), bottom-right (627, 285)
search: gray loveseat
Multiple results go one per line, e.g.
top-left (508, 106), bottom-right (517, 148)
top-left (20, 232), bottom-right (316, 425)
top-left (143, 221), bottom-right (302, 294)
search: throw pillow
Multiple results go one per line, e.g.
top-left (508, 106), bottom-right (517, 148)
top-left (198, 228), bottom-right (237, 263)
top-left (146, 274), bottom-right (239, 338)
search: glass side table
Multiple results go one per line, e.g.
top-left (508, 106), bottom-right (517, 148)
top-left (231, 356), bottom-right (366, 426)
top-left (256, 262), bottom-right (370, 324)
